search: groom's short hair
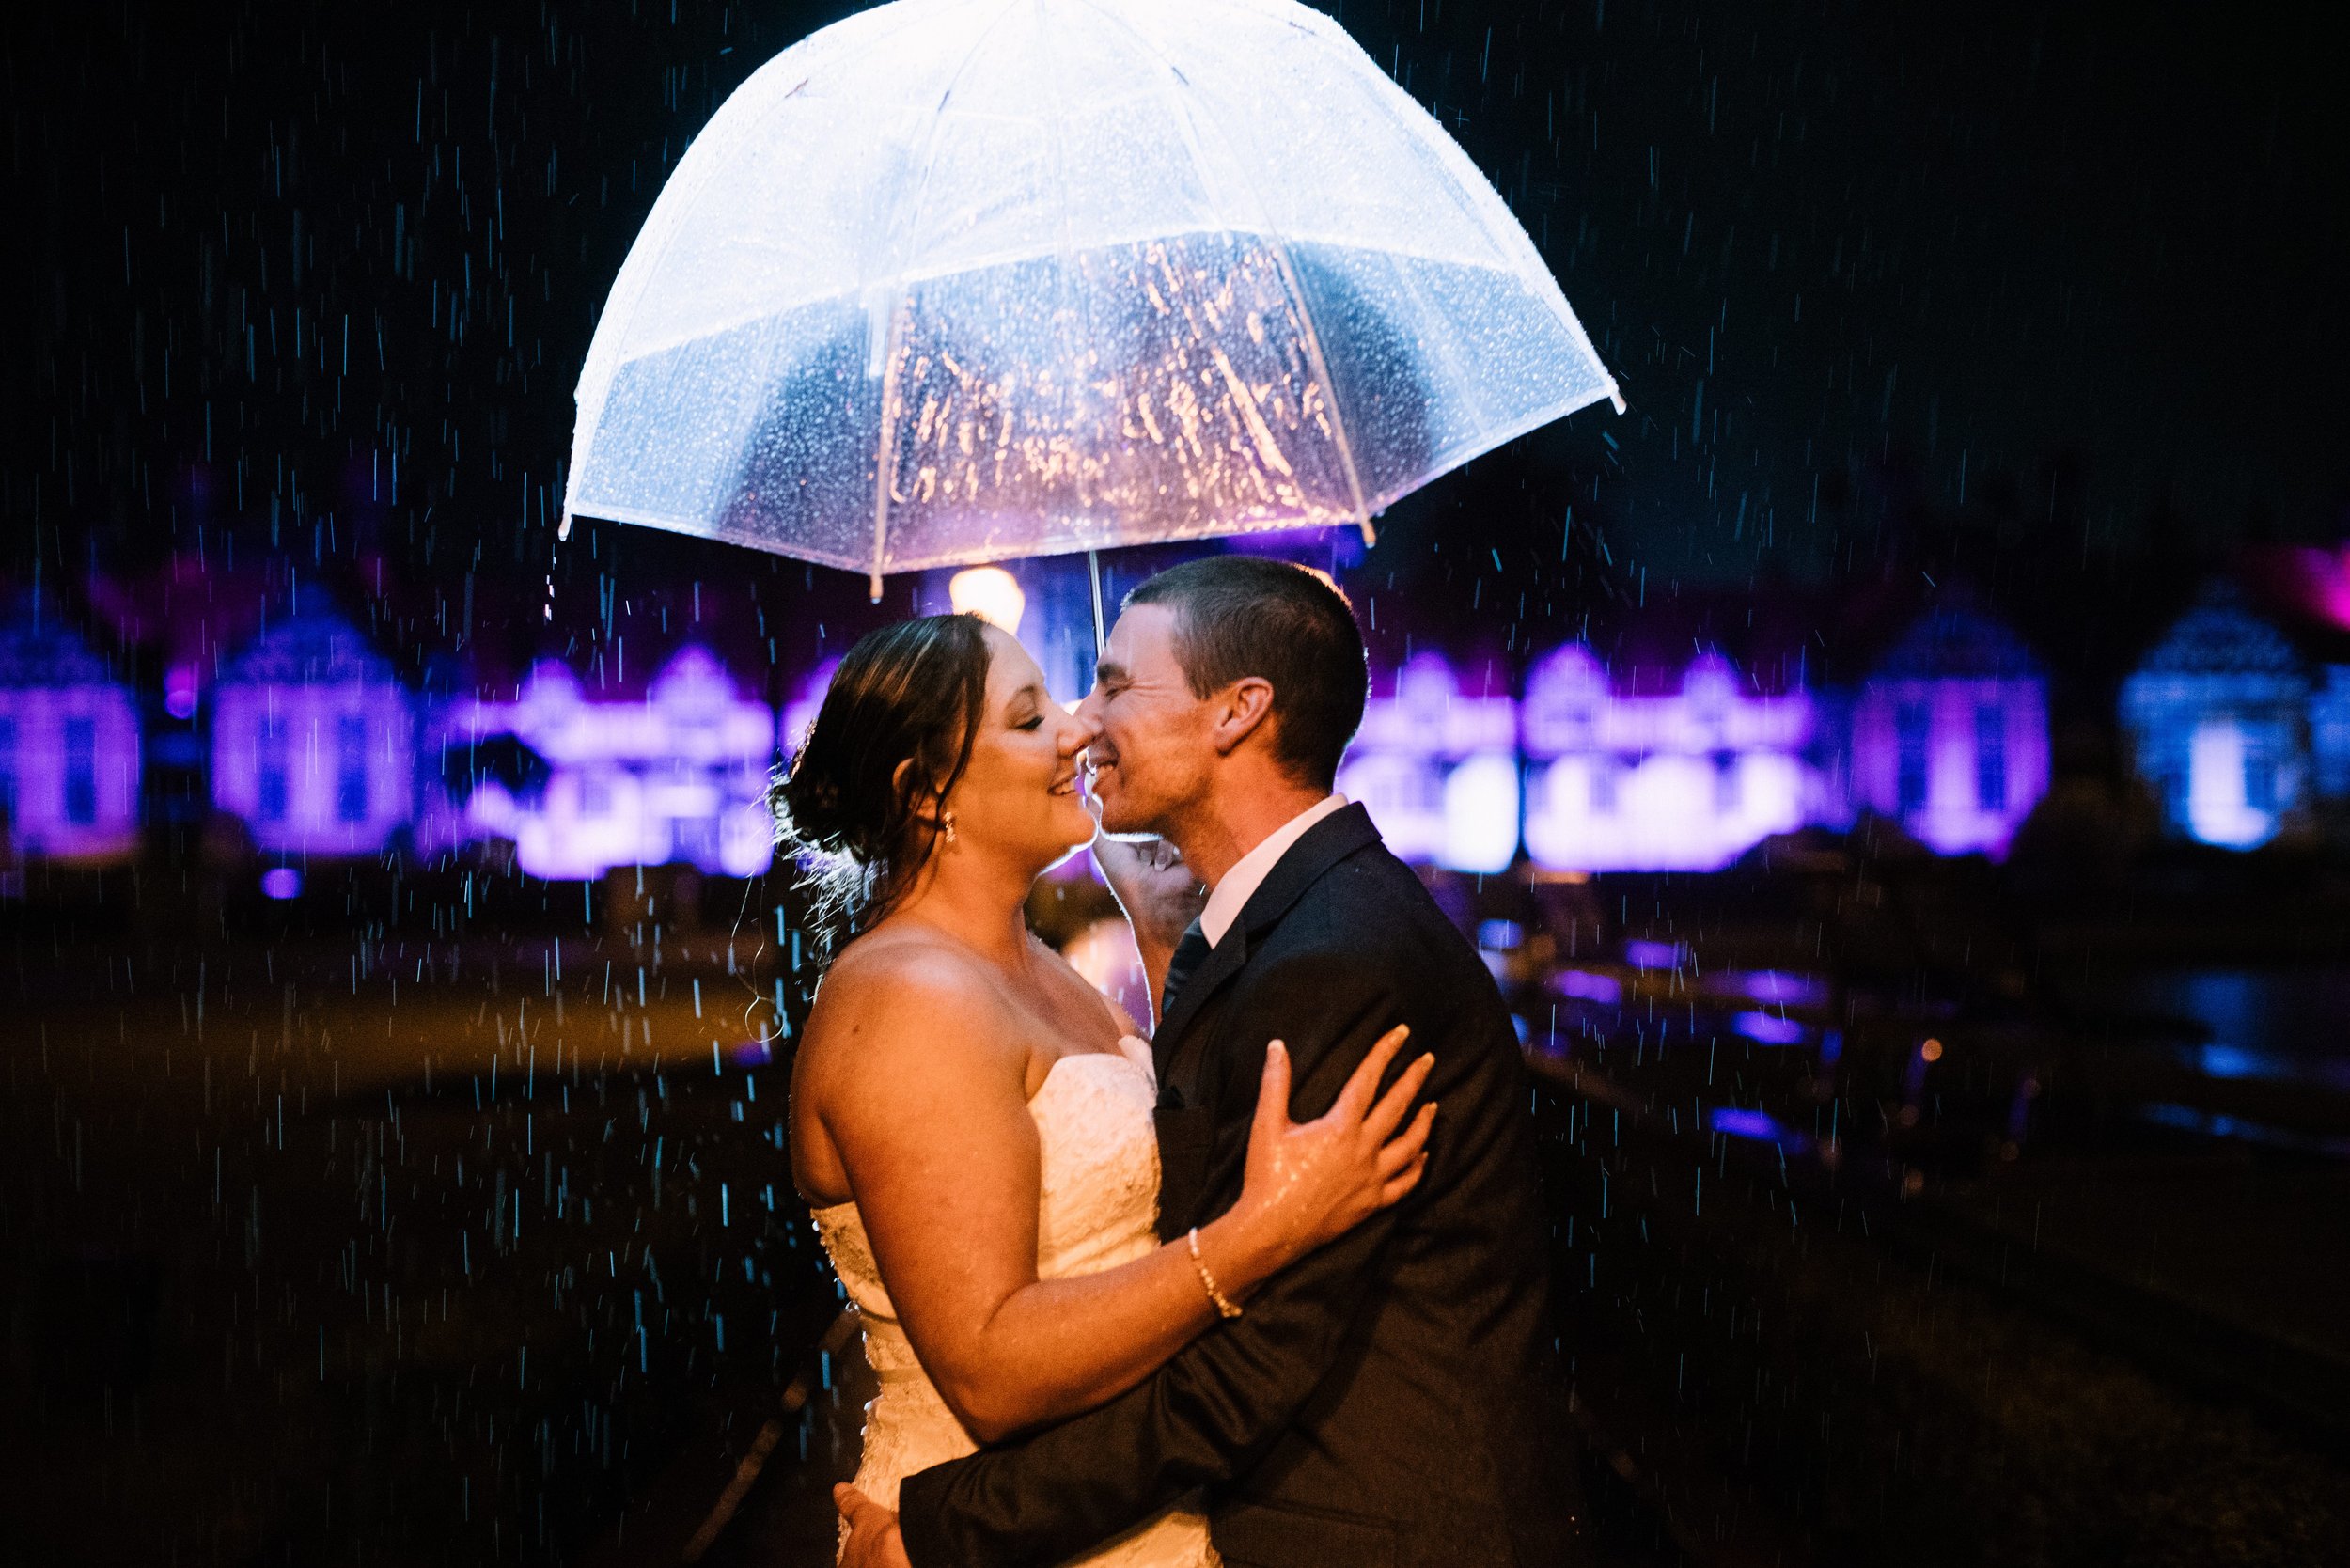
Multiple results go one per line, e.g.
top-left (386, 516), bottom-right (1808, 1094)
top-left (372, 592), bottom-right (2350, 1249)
top-left (1125, 556), bottom-right (1368, 791)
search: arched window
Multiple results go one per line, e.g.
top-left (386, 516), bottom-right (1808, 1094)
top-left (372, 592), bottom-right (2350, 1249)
top-left (1974, 704), bottom-right (2007, 811)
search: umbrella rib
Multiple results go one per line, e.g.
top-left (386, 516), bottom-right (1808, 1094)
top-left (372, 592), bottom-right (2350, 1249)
top-left (1077, 0), bottom-right (1376, 541)
top-left (1336, 36), bottom-right (1626, 420)
top-left (569, 4), bottom-right (948, 538)
top-left (867, 0), bottom-right (1028, 599)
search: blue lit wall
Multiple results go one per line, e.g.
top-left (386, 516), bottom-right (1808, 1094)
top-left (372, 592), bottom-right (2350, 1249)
top-left (0, 606), bottom-right (144, 864)
top-left (2119, 588), bottom-right (2310, 849)
top-left (2310, 666), bottom-right (2350, 801)
top-left (211, 607), bottom-right (417, 858)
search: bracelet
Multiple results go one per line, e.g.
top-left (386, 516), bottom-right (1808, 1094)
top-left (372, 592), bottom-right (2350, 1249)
top-left (1187, 1227), bottom-right (1245, 1320)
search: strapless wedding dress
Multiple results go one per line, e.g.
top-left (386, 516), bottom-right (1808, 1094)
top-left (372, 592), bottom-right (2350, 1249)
top-left (811, 1035), bottom-right (1218, 1567)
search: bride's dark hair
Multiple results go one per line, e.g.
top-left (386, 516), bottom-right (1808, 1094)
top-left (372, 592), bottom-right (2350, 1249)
top-left (773, 613), bottom-right (994, 948)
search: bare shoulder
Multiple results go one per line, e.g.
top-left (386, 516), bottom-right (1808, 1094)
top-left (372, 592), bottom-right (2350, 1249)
top-left (801, 931), bottom-right (1027, 1090)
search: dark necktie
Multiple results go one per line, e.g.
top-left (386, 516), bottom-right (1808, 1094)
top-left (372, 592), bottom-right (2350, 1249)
top-left (1160, 917), bottom-right (1212, 1023)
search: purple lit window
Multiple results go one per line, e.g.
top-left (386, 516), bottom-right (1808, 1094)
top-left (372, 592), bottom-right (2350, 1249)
top-left (63, 717), bottom-right (97, 825)
top-left (1974, 705), bottom-right (2006, 811)
top-left (0, 716), bottom-right (15, 818)
top-left (1895, 701), bottom-right (1930, 813)
top-left (257, 726), bottom-right (288, 822)
top-left (336, 713), bottom-right (369, 823)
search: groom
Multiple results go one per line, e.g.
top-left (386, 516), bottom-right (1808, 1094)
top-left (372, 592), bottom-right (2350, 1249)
top-left (838, 556), bottom-right (1584, 1567)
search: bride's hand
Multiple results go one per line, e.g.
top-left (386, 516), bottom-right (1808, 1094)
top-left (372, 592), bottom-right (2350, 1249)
top-left (1231, 1026), bottom-right (1435, 1262)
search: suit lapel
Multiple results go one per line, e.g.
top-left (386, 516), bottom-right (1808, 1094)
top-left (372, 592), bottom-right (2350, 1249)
top-left (1152, 804), bottom-right (1385, 1090)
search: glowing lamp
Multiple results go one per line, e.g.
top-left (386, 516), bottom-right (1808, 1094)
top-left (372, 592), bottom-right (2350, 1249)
top-left (949, 567), bottom-right (1026, 636)
top-left (260, 867), bottom-right (303, 900)
top-left (164, 663), bottom-right (199, 720)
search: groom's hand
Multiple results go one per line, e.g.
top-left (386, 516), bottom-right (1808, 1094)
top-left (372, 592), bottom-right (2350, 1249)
top-left (835, 1484), bottom-right (913, 1568)
top-left (1093, 832), bottom-right (1205, 946)
top-left (1094, 833), bottom-right (1206, 1015)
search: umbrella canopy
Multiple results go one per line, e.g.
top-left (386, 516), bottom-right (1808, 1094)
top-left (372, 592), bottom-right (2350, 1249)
top-left (563, 0), bottom-right (1622, 590)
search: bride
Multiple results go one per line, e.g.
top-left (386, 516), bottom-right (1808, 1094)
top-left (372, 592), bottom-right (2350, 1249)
top-left (779, 613), bottom-right (1434, 1567)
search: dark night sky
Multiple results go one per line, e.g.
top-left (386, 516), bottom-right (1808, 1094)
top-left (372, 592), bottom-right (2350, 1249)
top-left (7, 0), bottom-right (2345, 664)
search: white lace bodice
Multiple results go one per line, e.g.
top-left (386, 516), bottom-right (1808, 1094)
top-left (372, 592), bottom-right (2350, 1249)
top-left (811, 1035), bottom-right (1216, 1567)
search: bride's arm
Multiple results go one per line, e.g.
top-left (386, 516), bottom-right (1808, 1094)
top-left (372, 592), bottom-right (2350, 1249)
top-left (809, 952), bottom-right (1432, 1445)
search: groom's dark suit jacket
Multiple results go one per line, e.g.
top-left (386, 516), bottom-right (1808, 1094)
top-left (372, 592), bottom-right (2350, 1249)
top-left (898, 805), bottom-right (1585, 1567)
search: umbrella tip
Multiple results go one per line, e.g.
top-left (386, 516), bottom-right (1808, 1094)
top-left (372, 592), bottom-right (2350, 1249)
top-left (868, 570), bottom-right (885, 603)
top-left (1607, 384), bottom-right (1628, 416)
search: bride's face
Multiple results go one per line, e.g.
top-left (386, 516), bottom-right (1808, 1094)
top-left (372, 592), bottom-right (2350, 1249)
top-left (939, 626), bottom-right (1100, 869)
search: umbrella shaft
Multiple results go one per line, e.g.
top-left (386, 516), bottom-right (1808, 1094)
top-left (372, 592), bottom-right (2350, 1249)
top-left (1089, 550), bottom-right (1108, 664)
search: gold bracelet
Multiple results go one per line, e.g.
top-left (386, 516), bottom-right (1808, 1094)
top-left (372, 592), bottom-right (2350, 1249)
top-left (1187, 1227), bottom-right (1244, 1320)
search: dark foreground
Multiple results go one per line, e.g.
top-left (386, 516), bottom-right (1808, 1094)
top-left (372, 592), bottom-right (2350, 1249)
top-left (7, 874), bottom-right (2350, 1566)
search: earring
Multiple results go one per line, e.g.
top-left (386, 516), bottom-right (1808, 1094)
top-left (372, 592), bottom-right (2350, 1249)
top-left (940, 810), bottom-right (958, 845)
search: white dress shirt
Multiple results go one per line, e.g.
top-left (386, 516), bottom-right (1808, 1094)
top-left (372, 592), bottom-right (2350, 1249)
top-left (1198, 794), bottom-right (1349, 948)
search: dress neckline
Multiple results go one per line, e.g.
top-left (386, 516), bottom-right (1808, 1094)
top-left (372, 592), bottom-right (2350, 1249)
top-left (805, 1037), bottom-right (1152, 1220)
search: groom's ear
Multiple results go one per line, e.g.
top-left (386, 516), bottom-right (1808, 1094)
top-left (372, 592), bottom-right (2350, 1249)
top-left (1209, 677), bottom-right (1277, 757)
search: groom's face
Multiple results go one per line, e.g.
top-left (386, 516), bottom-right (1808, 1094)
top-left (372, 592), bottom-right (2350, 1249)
top-left (1079, 604), bottom-right (1216, 837)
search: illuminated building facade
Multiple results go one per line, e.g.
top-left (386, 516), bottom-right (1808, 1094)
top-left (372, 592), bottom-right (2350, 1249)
top-left (2119, 585), bottom-right (2311, 849)
top-left (1336, 652), bottom-right (1520, 873)
top-left (1520, 645), bottom-right (1813, 872)
top-left (1840, 605), bottom-right (2049, 856)
top-left (2308, 665), bottom-right (2350, 803)
top-left (451, 645), bottom-right (777, 881)
top-left (0, 603), bottom-right (143, 863)
top-left (211, 607), bottom-right (417, 857)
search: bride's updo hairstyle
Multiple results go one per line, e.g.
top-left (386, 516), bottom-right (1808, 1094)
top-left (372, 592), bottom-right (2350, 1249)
top-left (774, 613), bottom-right (993, 945)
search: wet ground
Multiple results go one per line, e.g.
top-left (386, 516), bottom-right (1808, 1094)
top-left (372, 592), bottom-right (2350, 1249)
top-left (1, 929), bottom-right (840, 1565)
top-left (8, 888), bottom-right (2350, 1565)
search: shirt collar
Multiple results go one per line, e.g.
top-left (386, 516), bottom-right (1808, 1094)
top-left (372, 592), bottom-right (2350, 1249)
top-left (1199, 793), bottom-right (1348, 948)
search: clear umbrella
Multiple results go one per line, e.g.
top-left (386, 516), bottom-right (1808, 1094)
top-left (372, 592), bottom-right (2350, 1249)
top-left (562, 0), bottom-right (1622, 596)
